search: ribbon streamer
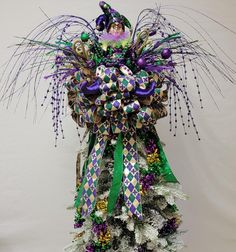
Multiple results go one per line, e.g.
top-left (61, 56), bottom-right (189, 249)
top-left (123, 125), bottom-right (143, 220)
top-left (107, 133), bottom-right (123, 214)
top-left (75, 134), bottom-right (108, 217)
top-left (156, 139), bottom-right (179, 183)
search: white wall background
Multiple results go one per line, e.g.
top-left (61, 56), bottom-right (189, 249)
top-left (0, 0), bottom-right (236, 251)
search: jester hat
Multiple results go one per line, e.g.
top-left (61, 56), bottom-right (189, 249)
top-left (96, 1), bottom-right (132, 32)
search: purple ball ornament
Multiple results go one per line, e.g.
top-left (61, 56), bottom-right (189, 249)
top-left (161, 48), bottom-right (172, 59)
top-left (136, 57), bottom-right (147, 68)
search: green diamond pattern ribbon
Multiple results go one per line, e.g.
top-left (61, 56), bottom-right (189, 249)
top-left (75, 134), bottom-right (108, 217)
top-left (122, 126), bottom-right (143, 220)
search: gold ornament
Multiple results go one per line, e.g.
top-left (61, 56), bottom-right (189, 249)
top-left (98, 229), bottom-right (111, 245)
top-left (96, 199), bottom-right (108, 212)
top-left (147, 149), bottom-right (160, 164)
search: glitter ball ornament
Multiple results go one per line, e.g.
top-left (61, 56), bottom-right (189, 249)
top-left (161, 48), bottom-right (172, 59)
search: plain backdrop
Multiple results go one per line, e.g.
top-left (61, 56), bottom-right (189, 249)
top-left (0, 0), bottom-right (236, 252)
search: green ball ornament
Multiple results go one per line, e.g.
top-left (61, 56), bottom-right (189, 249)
top-left (80, 32), bottom-right (90, 42)
top-left (156, 59), bottom-right (162, 65)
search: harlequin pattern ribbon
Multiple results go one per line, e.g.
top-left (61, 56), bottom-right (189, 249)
top-left (73, 64), bottom-right (168, 219)
top-left (123, 125), bottom-right (142, 219)
top-left (75, 134), bottom-right (108, 216)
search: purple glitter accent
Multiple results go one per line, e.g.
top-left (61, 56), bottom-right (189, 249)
top-left (159, 218), bottom-right (179, 237)
top-left (138, 246), bottom-right (146, 252)
top-left (74, 222), bottom-right (84, 229)
top-left (146, 139), bottom-right (157, 154)
top-left (92, 222), bottom-right (107, 235)
top-left (145, 65), bottom-right (173, 73)
top-left (140, 173), bottom-right (156, 191)
top-left (85, 243), bottom-right (95, 252)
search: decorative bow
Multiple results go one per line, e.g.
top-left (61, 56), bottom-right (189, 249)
top-left (74, 65), bottom-right (168, 220)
